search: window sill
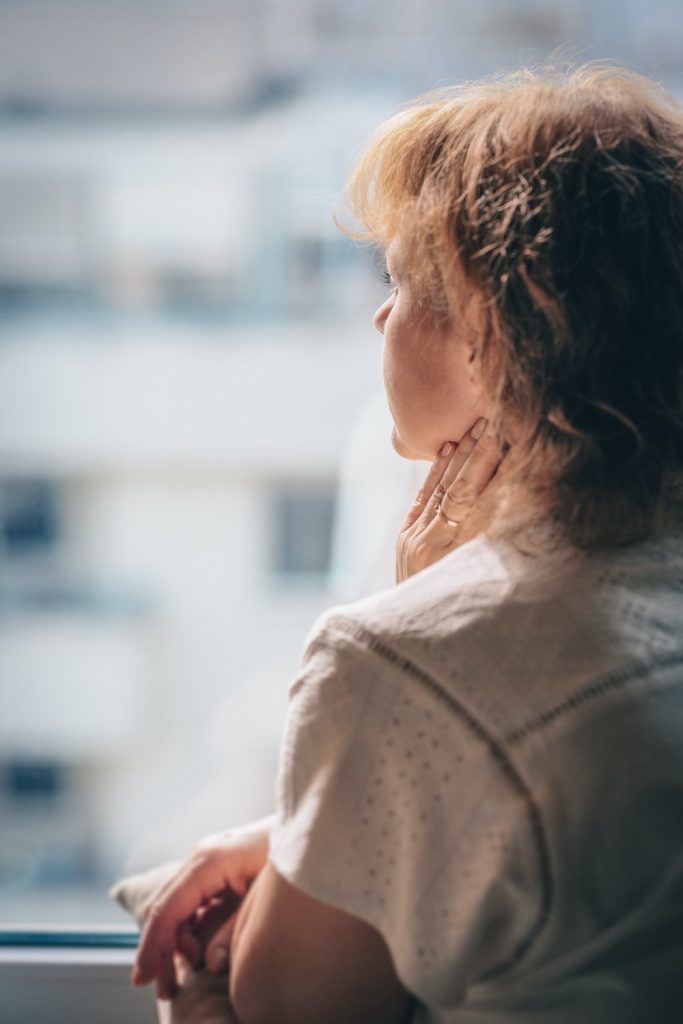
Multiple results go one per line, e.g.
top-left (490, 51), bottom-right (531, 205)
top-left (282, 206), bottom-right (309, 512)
top-left (0, 934), bottom-right (154, 1024)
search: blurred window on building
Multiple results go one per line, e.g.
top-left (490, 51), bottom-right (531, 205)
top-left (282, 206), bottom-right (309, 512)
top-left (0, 173), bottom-right (91, 315)
top-left (282, 234), bottom-right (360, 314)
top-left (0, 755), bottom-right (96, 893)
top-left (284, 235), bottom-right (326, 312)
top-left (269, 483), bottom-right (336, 579)
top-left (5, 758), bottom-right (64, 802)
top-left (0, 479), bottom-right (60, 555)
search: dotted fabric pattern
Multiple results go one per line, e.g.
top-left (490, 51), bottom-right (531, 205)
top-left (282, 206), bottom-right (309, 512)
top-left (269, 491), bottom-right (683, 1022)
top-left (270, 614), bottom-right (545, 1007)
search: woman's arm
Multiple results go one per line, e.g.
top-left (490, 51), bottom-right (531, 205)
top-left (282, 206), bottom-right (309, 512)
top-left (132, 820), bottom-right (413, 1023)
top-left (230, 861), bottom-right (414, 1024)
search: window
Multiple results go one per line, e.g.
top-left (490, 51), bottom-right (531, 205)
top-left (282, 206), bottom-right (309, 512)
top-left (268, 482), bottom-right (337, 580)
top-left (1, 0), bottom-right (678, 992)
top-left (0, 479), bottom-right (60, 555)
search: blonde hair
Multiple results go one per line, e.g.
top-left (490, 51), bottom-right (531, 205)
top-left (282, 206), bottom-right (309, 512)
top-left (340, 63), bottom-right (683, 550)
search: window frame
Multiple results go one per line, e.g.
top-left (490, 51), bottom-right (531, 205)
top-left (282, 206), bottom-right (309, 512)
top-left (0, 927), bottom-right (153, 1024)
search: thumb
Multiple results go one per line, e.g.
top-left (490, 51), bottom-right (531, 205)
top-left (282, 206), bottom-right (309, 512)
top-left (205, 915), bottom-right (238, 974)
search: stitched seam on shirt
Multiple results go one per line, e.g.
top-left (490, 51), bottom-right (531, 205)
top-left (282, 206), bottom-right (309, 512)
top-left (323, 614), bottom-right (553, 981)
top-left (504, 651), bottom-right (683, 747)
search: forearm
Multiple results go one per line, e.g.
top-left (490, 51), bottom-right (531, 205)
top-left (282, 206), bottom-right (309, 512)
top-left (228, 864), bottom-right (415, 1024)
top-left (228, 870), bottom-right (283, 1023)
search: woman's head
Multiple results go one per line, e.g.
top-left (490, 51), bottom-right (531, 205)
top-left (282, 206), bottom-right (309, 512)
top-left (341, 62), bottom-right (683, 549)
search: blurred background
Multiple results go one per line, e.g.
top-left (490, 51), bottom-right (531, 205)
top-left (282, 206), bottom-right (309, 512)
top-left (0, 0), bottom-right (681, 928)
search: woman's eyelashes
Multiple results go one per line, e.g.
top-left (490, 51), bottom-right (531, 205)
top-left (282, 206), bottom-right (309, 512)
top-left (381, 269), bottom-right (394, 288)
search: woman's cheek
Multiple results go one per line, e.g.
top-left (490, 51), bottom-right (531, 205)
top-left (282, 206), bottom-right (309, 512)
top-left (383, 362), bottom-right (410, 446)
top-left (383, 337), bottom-right (425, 458)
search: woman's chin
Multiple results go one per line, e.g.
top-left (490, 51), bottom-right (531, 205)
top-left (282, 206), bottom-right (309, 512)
top-left (391, 425), bottom-right (431, 461)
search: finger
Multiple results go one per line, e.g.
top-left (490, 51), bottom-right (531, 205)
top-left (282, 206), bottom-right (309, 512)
top-left (205, 914), bottom-right (239, 974)
top-left (421, 418), bottom-right (488, 528)
top-left (176, 919), bottom-right (202, 970)
top-left (155, 952), bottom-right (179, 1002)
top-left (439, 432), bottom-right (502, 525)
top-left (194, 890), bottom-right (242, 947)
top-left (132, 854), bottom-right (241, 986)
top-left (438, 418), bottom-right (488, 497)
top-left (173, 894), bottom-right (230, 970)
top-left (192, 890), bottom-right (234, 922)
top-left (401, 441), bottom-right (456, 530)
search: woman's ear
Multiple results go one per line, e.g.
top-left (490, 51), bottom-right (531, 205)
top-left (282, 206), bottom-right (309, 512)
top-left (462, 294), bottom-right (485, 369)
top-left (467, 341), bottom-right (478, 366)
top-left (466, 335), bottom-right (483, 382)
top-left (466, 337), bottom-right (490, 409)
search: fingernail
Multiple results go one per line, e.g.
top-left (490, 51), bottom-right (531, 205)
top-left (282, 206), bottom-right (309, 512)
top-left (439, 441), bottom-right (454, 458)
top-left (471, 417), bottom-right (487, 440)
top-left (209, 945), bottom-right (228, 973)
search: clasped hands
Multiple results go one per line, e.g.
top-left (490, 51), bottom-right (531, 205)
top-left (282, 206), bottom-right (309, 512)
top-left (131, 816), bottom-right (272, 1001)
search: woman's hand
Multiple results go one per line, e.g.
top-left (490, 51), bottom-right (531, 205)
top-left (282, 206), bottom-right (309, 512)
top-left (131, 815), bottom-right (273, 1001)
top-left (396, 417), bottom-right (503, 583)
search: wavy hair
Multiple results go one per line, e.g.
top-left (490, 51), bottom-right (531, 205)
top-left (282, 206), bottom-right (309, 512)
top-left (340, 63), bottom-right (683, 550)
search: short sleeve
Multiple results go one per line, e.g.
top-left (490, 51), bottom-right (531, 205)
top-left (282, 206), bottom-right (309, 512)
top-left (269, 610), bottom-right (546, 1007)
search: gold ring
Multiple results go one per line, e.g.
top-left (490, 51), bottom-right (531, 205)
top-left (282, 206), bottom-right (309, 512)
top-left (436, 502), bottom-right (461, 528)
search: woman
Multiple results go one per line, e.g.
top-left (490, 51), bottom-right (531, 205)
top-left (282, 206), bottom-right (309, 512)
top-left (131, 64), bottom-right (683, 1022)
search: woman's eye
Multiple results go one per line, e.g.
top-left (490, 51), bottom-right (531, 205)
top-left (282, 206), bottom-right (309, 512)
top-left (381, 270), bottom-right (394, 288)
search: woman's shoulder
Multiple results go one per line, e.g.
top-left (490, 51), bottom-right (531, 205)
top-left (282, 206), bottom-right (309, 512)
top-left (292, 534), bottom-right (510, 703)
top-left (329, 495), bottom-right (683, 646)
top-left (316, 527), bottom-right (574, 653)
top-left (301, 517), bottom-right (683, 745)
top-left (292, 532), bottom-right (552, 725)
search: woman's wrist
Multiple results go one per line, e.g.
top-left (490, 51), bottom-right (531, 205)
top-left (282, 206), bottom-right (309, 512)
top-left (233, 814), bottom-right (275, 867)
top-left (194, 813), bottom-right (274, 876)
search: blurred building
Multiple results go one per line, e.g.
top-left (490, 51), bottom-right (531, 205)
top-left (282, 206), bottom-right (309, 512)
top-left (0, 94), bottom-right (396, 923)
top-left (0, 0), bottom-right (681, 925)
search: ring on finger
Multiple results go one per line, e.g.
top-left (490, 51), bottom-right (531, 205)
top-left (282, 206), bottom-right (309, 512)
top-left (435, 502), bottom-right (461, 529)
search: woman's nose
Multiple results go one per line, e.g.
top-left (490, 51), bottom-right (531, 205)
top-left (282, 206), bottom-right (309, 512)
top-left (373, 299), bottom-right (389, 334)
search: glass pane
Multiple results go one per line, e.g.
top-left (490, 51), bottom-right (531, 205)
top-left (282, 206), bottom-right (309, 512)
top-left (1, 0), bottom-right (680, 932)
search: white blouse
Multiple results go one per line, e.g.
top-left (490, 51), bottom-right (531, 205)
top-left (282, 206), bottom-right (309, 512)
top-left (269, 500), bottom-right (683, 1023)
